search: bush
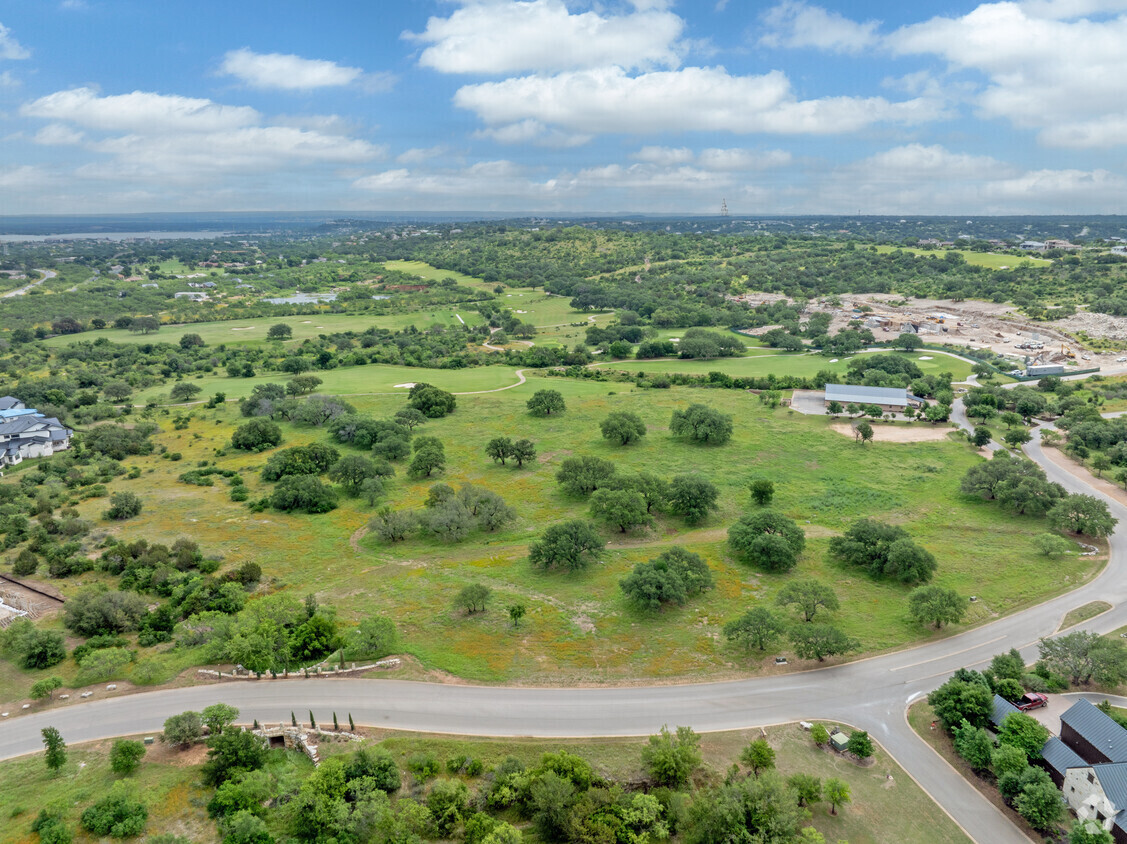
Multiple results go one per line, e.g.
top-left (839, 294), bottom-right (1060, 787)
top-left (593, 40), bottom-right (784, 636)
top-left (110, 740), bottom-right (146, 775)
top-left (260, 445), bottom-right (339, 481)
top-left (269, 475), bottom-right (337, 514)
top-left (669, 404), bottom-right (733, 445)
top-left (529, 520), bottom-right (605, 571)
top-left (408, 383), bottom-right (456, 418)
top-left (527, 389), bottom-right (565, 416)
top-left (642, 725), bottom-right (701, 787)
top-left (620, 547), bottom-right (713, 609)
top-left (407, 752), bottom-right (441, 780)
top-left (727, 511), bottom-right (805, 571)
top-left (346, 746), bottom-right (401, 792)
top-left (600, 411), bottom-right (647, 445)
top-left (103, 492), bottom-right (143, 521)
top-left (80, 789), bottom-right (148, 838)
top-left (231, 420), bottom-right (282, 452)
top-left (828, 518), bottom-right (936, 584)
top-left (556, 455), bottom-right (617, 496)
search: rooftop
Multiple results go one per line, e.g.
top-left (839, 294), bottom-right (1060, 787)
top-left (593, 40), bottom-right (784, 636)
top-left (1062, 698), bottom-right (1127, 763)
top-left (824, 383), bottom-right (910, 407)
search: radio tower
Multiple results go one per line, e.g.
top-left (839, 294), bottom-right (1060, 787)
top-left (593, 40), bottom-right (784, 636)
top-left (720, 198), bottom-right (729, 217)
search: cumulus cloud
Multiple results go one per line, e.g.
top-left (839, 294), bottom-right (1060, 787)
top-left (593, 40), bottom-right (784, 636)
top-left (633, 145), bottom-right (791, 170)
top-left (759, 1), bottom-right (880, 53)
top-left (405, 0), bottom-right (685, 73)
top-left (22, 87), bottom-right (259, 133)
top-left (454, 66), bottom-right (942, 137)
top-left (0, 22), bottom-right (30, 60)
top-left (33, 123), bottom-right (85, 145)
top-left (219, 48), bottom-right (364, 91)
top-left (19, 86), bottom-right (384, 188)
top-left (889, 1), bottom-right (1127, 147)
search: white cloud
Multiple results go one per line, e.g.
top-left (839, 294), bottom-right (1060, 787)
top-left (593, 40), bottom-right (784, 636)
top-left (219, 48), bottom-right (364, 91)
top-left (632, 145), bottom-right (790, 170)
top-left (697, 147), bottom-right (792, 171)
top-left (33, 123), bottom-right (85, 145)
top-left (0, 22), bottom-right (30, 60)
top-left (22, 87), bottom-right (259, 133)
top-left (20, 86), bottom-right (384, 190)
top-left (0, 70), bottom-right (19, 88)
top-left (355, 160), bottom-right (553, 200)
top-left (759, 1), bottom-right (880, 53)
top-left (633, 146), bottom-right (694, 166)
top-left (405, 0), bottom-right (685, 73)
top-left (889, 2), bottom-right (1127, 147)
top-left (454, 66), bottom-right (943, 137)
top-left (396, 145), bottom-right (452, 165)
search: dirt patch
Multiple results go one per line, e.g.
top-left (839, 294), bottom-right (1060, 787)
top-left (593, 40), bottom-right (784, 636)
top-left (827, 422), bottom-right (959, 442)
top-left (349, 525), bottom-right (368, 553)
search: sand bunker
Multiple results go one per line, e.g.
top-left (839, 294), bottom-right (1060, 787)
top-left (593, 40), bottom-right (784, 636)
top-left (230, 326), bottom-right (256, 331)
top-left (829, 422), bottom-right (957, 442)
top-left (918, 356), bottom-right (934, 360)
top-left (393, 383), bottom-right (416, 389)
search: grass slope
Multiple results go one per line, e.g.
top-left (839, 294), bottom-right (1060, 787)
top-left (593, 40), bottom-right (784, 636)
top-left (6, 370), bottom-right (1095, 698)
top-left (873, 245), bottom-right (1053, 269)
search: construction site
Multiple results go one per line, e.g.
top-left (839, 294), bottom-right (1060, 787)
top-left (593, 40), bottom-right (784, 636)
top-left (808, 294), bottom-right (1127, 375)
top-left (0, 575), bottom-right (63, 629)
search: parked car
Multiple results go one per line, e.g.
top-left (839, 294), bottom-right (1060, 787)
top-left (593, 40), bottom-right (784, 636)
top-left (1016, 692), bottom-right (1049, 711)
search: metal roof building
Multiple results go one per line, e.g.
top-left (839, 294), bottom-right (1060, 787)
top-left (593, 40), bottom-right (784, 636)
top-left (1041, 736), bottom-right (1086, 785)
top-left (1061, 698), bottom-right (1127, 764)
top-left (823, 384), bottom-right (913, 410)
top-left (989, 694), bottom-right (1021, 728)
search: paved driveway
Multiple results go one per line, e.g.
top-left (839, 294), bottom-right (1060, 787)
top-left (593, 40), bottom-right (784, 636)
top-left (790, 389), bottom-right (827, 415)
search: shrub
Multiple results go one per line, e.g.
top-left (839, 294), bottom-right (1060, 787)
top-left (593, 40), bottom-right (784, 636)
top-left (80, 789), bottom-right (148, 838)
top-left (408, 383), bottom-right (456, 418)
top-left (231, 420), bottom-right (282, 452)
top-left (669, 404), bottom-right (733, 445)
top-left (727, 511), bottom-right (805, 571)
top-left (269, 475), bottom-right (337, 514)
top-left (620, 547), bottom-right (713, 609)
top-left (529, 521), bottom-right (605, 571)
top-left (407, 752), bottom-right (441, 780)
top-left (103, 492), bottom-right (143, 521)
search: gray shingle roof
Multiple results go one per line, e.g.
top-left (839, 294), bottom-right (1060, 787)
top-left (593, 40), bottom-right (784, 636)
top-left (991, 694), bottom-right (1021, 727)
top-left (1062, 698), bottom-right (1127, 762)
top-left (1041, 736), bottom-right (1086, 776)
top-left (824, 384), bottom-right (910, 406)
top-left (0, 396), bottom-right (22, 411)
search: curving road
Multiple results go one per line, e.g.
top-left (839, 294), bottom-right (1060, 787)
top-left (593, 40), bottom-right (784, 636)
top-left (3, 403), bottom-right (1126, 842)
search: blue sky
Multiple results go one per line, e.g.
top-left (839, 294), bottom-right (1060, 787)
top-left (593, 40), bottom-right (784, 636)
top-left (1, 0), bottom-right (1126, 215)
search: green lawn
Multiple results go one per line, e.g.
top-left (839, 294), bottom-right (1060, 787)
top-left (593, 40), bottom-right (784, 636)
top-left (20, 371), bottom-right (1094, 696)
top-left (591, 350), bottom-right (975, 381)
top-left (134, 363), bottom-right (526, 403)
top-left (43, 310), bottom-right (485, 348)
top-left (873, 245), bottom-right (1052, 269)
top-left (383, 259), bottom-right (498, 293)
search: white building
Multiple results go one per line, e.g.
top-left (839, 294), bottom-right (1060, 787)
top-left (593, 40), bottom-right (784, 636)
top-left (0, 397), bottom-right (73, 468)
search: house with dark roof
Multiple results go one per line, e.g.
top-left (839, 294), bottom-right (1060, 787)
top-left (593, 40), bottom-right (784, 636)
top-left (1061, 699), bottom-right (1127, 764)
top-left (1042, 736), bottom-right (1086, 786)
top-left (0, 398), bottom-right (72, 468)
top-left (990, 694), bottom-right (1021, 729)
top-left (1062, 763), bottom-right (1127, 841)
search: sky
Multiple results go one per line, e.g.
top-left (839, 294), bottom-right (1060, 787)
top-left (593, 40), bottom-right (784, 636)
top-left (1, 0), bottom-right (1126, 216)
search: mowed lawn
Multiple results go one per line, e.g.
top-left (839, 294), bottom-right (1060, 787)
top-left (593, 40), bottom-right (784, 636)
top-left (44, 310), bottom-right (484, 348)
top-left (591, 350), bottom-right (975, 381)
top-left (134, 364), bottom-right (526, 403)
top-left (873, 244), bottom-right (1052, 269)
top-left (43, 369), bottom-right (1097, 691)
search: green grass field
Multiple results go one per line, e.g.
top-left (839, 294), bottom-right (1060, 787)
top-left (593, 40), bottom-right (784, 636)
top-left (873, 245), bottom-right (1052, 269)
top-left (11, 368), bottom-right (1093, 699)
top-left (134, 364), bottom-right (526, 403)
top-left (0, 723), bottom-right (968, 844)
top-left (43, 310), bottom-right (485, 349)
top-left (591, 350), bottom-right (975, 381)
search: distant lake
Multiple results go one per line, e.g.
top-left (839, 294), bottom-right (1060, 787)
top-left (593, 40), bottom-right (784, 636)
top-left (0, 230), bottom-right (237, 242)
top-left (264, 292), bottom-right (390, 304)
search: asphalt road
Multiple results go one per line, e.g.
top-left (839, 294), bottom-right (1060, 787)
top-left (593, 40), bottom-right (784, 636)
top-left (3, 398), bottom-right (1125, 843)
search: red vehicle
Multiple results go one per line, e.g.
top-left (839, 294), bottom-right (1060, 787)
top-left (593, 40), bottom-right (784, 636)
top-left (1016, 693), bottom-right (1049, 711)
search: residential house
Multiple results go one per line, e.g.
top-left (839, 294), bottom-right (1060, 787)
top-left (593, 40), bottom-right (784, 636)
top-left (1049, 699), bottom-right (1127, 841)
top-left (0, 397), bottom-right (73, 468)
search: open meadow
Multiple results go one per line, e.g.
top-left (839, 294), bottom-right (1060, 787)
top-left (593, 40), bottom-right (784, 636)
top-left (873, 245), bottom-right (1053, 269)
top-left (591, 350), bottom-right (976, 381)
top-left (2, 366), bottom-right (1097, 701)
top-left (42, 309), bottom-right (485, 348)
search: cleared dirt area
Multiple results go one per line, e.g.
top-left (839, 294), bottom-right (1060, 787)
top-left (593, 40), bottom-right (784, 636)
top-left (828, 422), bottom-right (960, 442)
